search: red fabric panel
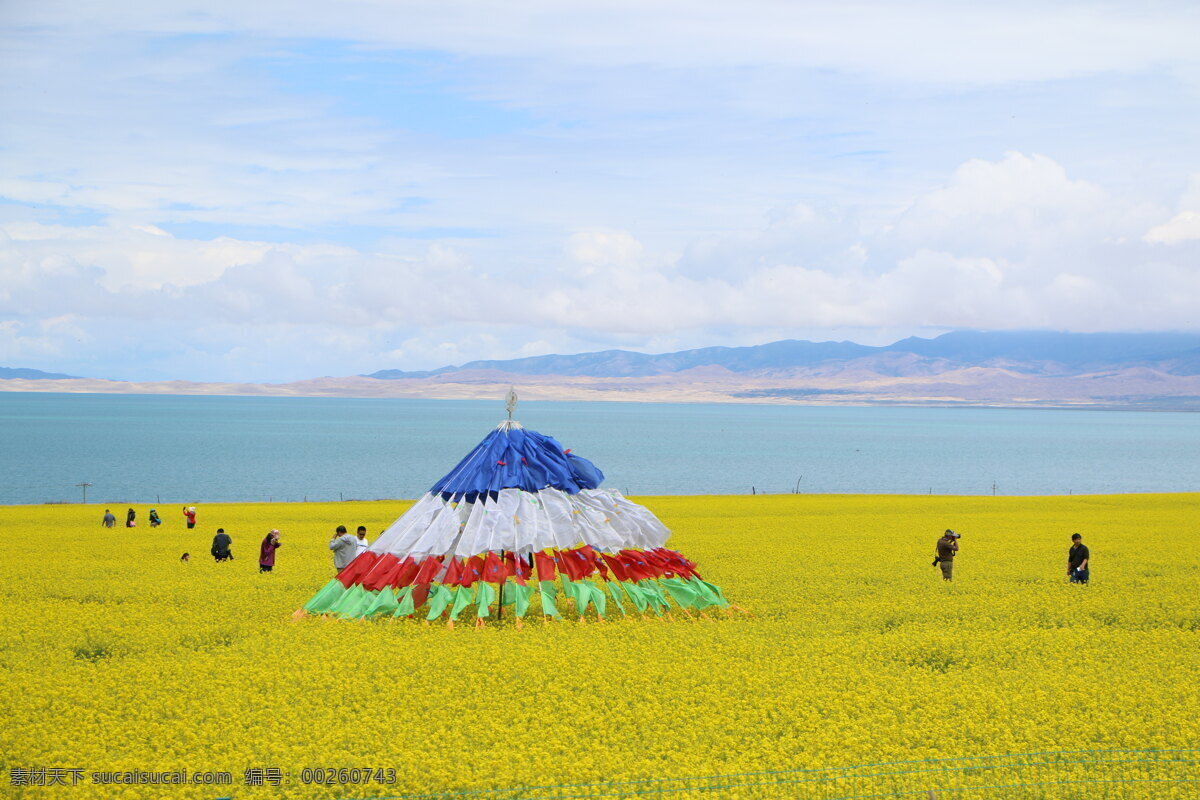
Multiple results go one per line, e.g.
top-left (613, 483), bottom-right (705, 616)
top-left (535, 551), bottom-right (557, 581)
top-left (391, 556), bottom-right (421, 588)
top-left (482, 551), bottom-right (506, 584)
top-left (565, 547), bottom-right (598, 580)
top-left (601, 553), bottom-right (630, 582)
top-left (616, 550), bottom-right (654, 581)
top-left (361, 554), bottom-right (401, 591)
top-left (556, 549), bottom-right (582, 581)
top-left (336, 551), bottom-right (380, 587)
top-left (414, 555), bottom-right (445, 584)
top-left (410, 583), bottom-right (430, 609)
top-left (443, 557), bottom-right (464, 587)
top-left (461, 554), bottom-right (485, 588)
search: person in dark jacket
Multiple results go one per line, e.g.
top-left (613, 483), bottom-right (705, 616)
top-left (259, 530), bottom-right (281, 573)
top-left (125, 508), bottom-right (136, 528)
top-left (148, 508), bottom-right (162, 527)
top-left (211, 528), bottom-right (233, 562)
top-left (1067, 533), bottom-right (1090, 584)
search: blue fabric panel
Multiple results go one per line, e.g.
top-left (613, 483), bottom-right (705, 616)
top-left (429, 427), bottom-right (605, 500)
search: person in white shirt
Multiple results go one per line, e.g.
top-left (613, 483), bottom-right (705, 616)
top-left (329, 525), bottom-right (358, 573)
top-left (355, 525), bottom-right (370, 556)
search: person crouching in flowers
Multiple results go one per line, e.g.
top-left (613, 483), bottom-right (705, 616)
top-left (259, 529), bottom-right (281, 573)
top-left (211, 528), bottom-right (233, 562)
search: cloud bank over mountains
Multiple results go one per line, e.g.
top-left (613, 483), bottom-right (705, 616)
top-left (2, 2), bottom-right (1199, 381)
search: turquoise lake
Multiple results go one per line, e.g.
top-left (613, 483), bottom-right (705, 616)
top-left (1, 392), bottom-right (1197, 504)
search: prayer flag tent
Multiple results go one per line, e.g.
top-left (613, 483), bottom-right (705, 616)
top-left (297, 406), bottom-right (733, 626)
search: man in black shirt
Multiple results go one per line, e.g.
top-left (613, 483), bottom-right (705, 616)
top-left (1067, 533), bottom-right (1090, 584)
top-left (211, 528), bottom-right (233, 562)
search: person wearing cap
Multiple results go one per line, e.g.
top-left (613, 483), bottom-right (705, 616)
top-left (934, 529), bottom-right (960, 581)
top-left (259, 529), bottom-right (282, 573)
top-left (329, 525), bottom-right (358, 573)
top-left (1067, 533), bottom-right (1090, 584)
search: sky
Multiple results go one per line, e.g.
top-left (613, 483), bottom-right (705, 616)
top-left (2, 1), bottom-right (1200, 382)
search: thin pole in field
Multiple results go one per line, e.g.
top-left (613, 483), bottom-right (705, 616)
top-left (76, 482), bottom-right (93, 504)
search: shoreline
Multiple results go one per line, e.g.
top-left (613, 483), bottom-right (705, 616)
top-left (4, 378), bottom-right (1200, 412)
top-left (11, 490), bottom-right (1200, 509)
top-left (2, 384), bottom-right (1199, 412)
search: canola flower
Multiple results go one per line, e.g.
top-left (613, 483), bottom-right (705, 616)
top-left (0, 494), bottom-right (1197, 799)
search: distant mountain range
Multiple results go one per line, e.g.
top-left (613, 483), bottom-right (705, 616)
top-left (367, 331), bottom-right (1200, 379)
top-left (5, 331), bottom-right (1200, 408)
top-left (0, 366), bottom-right (79, 380)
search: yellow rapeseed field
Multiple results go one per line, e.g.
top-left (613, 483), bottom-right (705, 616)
top-left (1, 494), bottom-right (1197, 799)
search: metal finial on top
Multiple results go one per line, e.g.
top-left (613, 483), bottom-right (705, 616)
top-left (499, 387), bottom-right (523, 430)
top-left (505, 387), bottom-right (518, 420)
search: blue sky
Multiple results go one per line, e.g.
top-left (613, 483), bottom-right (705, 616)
top-left (2, 1), bottom-right (1200, 381)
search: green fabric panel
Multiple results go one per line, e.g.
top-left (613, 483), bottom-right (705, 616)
top-left (394, 585), bottom-right (416, 617)
top-left (702, 579), bottom-right (729, 606)
top-left (425, 584), bottom-right (454, 621)
top-left (605, 581), bottom-right (627, 615)
top-left (661, 577), bottom-right (701, 609)
top-left (560, 576), bottom-right (588, 615)
top-left (688, 576), bottom-right (729, 608)
top-left (303, 579), bottom-right (348, 614)
top-left (619, 581), bottom-right (650, 613)
top-left (640, 580), bottom-right (670, 612)
top-left (476, 582), bottom-right (497, 619)
top-left (449, 585), bottom-right (477, 621)
top-left (499, 581), bottom-right (518, 606)
top-left (585, 581), bottom-right (607, 617)
top-left (512, 582), bottom-right (534, 618)
top-left (328, 584), bottom-right (367, 616)
top-left (538, 580), bottom-right (561, 618)
top-left (341, 587), bottom-right (380, 619)
top-left (364, 587), bottom-right (399, 617)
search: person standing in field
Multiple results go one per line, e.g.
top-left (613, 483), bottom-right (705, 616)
top-left (148, 508), bottom-right (162, 527)
top-left (1067, 533), bottom-right (1090, 584)
top-left (355, 525), bottom-right (370, 557)
top-left (125, 508), bottom-right (136, 528)
top-left (259, 529), bottom-right (281, 573)
top-left (329, 525), bottom-right (358, 573)
top-left (211, 528), bottom-right (233, 562)
top-left (102, 509), bottom-right (116, 528)
top-left (182, 506), bottom-right (197, 529)
top-left (935, 530), bottom-right (959, 581)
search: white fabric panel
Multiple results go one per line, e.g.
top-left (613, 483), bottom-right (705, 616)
top-left (605, 490), bottom-right (672, 544)
top-left (370, 487), bottom-right (672, 560)
top-left (367, 493), bottom-right (444, 555)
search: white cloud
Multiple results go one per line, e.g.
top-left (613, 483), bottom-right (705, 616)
top-left (5, 151), bottom-right (1200, 380)
top-left (1146, 211), bottom-right (1200, 244)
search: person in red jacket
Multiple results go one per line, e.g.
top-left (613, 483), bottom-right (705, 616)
top-left (259, 530), bottom-right (281, 573)
top-left (182, 506), bottom-right (197, 529)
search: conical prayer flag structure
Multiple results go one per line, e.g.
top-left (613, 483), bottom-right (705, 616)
top-left (298, 401), bottom-right (732, 625)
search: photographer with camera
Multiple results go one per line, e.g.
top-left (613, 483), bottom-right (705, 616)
top-left (933, 529), bottom-right (960, 581)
